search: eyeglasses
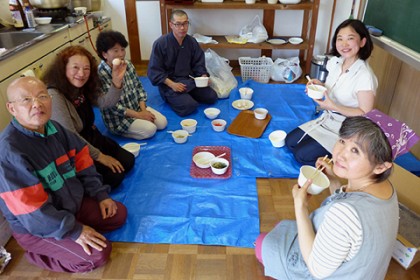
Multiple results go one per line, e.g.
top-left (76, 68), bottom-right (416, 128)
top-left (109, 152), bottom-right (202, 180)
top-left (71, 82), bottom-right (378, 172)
top-left (171, 21), bottom-right (190, 28)
top-left (9, 94), bottom-right (51, 106)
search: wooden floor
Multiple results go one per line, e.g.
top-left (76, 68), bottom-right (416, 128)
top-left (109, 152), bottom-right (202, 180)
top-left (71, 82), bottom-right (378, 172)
top-left (2, 63), bottom-right (420, 279)
top-left (2, 178), bottom-right (420, 279)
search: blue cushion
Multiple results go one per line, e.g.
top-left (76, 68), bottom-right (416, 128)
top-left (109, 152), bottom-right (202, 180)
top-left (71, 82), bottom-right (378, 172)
top-left (395, 153), bottom-right (420, 176)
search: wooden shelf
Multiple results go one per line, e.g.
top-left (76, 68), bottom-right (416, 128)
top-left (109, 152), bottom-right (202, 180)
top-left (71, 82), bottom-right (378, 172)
top-left (165, 0), bottom-right (314, 10)
top-left (199, 36), bottom-right (309, 50)
top-left (159, 0), bottom-right (320, 73)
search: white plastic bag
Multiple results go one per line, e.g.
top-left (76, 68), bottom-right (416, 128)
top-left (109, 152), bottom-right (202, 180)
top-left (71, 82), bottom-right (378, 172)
top-left (239, 15), bottom-right (268, 44)
top-left (205, 49), bottom-right (238, 99)
top-left (271, 57), bottom-right (302, 83)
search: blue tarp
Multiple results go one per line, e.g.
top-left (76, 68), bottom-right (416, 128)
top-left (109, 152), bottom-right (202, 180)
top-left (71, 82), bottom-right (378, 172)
top-left (98, 77), bottom-right (318, 247)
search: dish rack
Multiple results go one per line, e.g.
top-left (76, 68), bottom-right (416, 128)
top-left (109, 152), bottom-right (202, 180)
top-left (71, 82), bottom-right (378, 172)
top-left (239, 57), bottom-right (274, 83)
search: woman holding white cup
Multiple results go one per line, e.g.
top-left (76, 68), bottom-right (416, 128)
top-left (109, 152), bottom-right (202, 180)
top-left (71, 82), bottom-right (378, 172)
top-left (255, 111), bottom-right (420, 280)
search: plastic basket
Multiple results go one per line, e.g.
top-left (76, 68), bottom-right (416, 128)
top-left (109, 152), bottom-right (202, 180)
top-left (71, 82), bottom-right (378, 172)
top-left (239, 57), bottom-right (274, 83)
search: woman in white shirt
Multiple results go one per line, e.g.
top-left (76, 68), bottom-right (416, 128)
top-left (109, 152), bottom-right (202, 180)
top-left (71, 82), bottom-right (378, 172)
top-left (285, 19), bottom-right (378, 166)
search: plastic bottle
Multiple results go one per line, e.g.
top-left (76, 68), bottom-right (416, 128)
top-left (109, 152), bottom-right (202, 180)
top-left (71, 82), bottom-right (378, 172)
top-left (24, 6), bottom-right (36, 28)
top-left (9, 0), bottom-right (27, 29)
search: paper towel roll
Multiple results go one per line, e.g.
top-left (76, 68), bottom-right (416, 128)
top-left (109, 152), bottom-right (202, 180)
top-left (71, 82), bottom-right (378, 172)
top-left (20, 69), bottom-right (36, 77)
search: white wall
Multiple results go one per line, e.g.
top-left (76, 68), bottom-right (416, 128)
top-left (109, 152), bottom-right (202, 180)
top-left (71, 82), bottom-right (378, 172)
top-left (105, 0), bottom-right (361, 61)
top-left (103, 0), bottom-right (131, 59)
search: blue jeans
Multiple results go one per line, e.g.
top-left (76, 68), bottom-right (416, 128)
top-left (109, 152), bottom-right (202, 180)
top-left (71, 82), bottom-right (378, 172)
top-left (285, 128), bottom-right (331, 166)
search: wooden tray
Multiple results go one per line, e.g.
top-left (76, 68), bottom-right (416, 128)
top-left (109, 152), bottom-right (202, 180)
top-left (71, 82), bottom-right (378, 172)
top-left (227, 110), bottom-right (271, 138)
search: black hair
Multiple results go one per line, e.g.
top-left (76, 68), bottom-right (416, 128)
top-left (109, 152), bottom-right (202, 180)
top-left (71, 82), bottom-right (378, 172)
top-left (95, 30), bottom-right (129, 60)
top-left (329, 19), bottom-right (373, 60)
top-left (171, 10), bottom-right (188, 21)
top-left (339, 116), bottom-right (393, 183)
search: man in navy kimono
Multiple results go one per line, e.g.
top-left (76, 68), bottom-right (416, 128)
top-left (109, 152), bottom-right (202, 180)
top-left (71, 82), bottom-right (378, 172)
top-left (147, 10), bottom-right (218, 116)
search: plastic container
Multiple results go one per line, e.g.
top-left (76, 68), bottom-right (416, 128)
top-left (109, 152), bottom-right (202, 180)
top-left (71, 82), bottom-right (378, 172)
top-left (171, 130), bottom-right (189, 144)
top-left (310, 55), bottom-right (329, 83)
top-left (269, 130), bottom-right (287, 147)
top-left (239, 87), bottom-right (254, 100)
top-left (211, 119), bottom-right (227, 132)
top-left (239, 57), bottom-right (273, 83)
top-left (9, 0), bottom-right (26, 28)
top-left (254, 108), bottom-right (268, 120)
top-left (25, 7), bottom-right (36, 28)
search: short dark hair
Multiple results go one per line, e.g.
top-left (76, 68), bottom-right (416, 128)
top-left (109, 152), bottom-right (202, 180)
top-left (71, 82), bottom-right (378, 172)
top-left (95, 30), bottom-right (129, 60)
top-left (171, 10), bottom-right (188, 21)
top-left (329, 19), bottom-right (373, 60)
top-left (339, 116), bottom-right (393, 182)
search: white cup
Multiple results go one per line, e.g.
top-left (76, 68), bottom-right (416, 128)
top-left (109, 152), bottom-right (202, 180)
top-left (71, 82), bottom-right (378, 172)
top-left (180, 119), bottom-right (197, 133)
top-left (307, 84), bottom-right (327, 100)
top-left (194, 77), bottom-right (209, 88)
top-left (254, 108), bottom-right (268, 120)
top-left (172, 130), bottom-right (189, 144)
top-left (298, 165), bottom-right (330, 195)
top-left (239, 87), bottom-right (254, 100)
top-left (211, 119), bottom-right (227, 132)
top-left (269, 130), bottom-right (287, 147)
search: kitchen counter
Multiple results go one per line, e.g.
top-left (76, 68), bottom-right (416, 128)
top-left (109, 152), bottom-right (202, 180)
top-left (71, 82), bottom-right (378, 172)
top-left (0, 15), bottom-right (110, 61)
top-left (0, 15), bottom-right (112, 133)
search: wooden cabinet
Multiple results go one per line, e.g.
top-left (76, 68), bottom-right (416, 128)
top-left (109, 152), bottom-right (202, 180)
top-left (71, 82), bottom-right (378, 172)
top-left (159, 0), bottom-right (320, 73)
top-left (71, 19), bottom-right (113, 61)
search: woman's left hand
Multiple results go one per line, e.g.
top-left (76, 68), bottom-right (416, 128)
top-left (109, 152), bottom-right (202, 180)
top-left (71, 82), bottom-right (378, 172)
top-left (99, 198), bottom-right (118, 219)
top-left (97, 153), bottom-right (125, 173)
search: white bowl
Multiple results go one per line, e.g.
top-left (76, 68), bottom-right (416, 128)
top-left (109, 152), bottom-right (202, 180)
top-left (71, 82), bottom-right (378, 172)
top-left (172, 130), bottom-right (189, 144)
top-left (279, 0), bottom-right (301, 3)
top-left (298, 165), bottom-right (330, 195)
top-left (34, 17), bottom-right (52, 25)
top-left (269, 130), bottom-right (287, 147)
top-left (245, 0), bottom-right (256, 3)
top-left (267, 0), bottom-right (278, 4)
top-left (122, 142), bottom-right (140, 157)
top-left (288, 37), bottom-right (303, 44)
top-left (239, 87), bottom-right (254, 100)
top-left (210, 158), bottom-right (230, 175)
top-left (193, 152), bottom-right (215, 168)
top-left (254, 108), bottom-right (268, 120)
top-left (232, 99), bottom-right (254, 110)
top-left (204, 108), bottom-right (221, 120)
top-left (180, 119), bottom-right (197, 133)
top-left (211, 119), bottom-right (227, 132)
top-left (307, 84), bottom-right (327, 99)
top-left (194, 77), bottom-right (209, 88)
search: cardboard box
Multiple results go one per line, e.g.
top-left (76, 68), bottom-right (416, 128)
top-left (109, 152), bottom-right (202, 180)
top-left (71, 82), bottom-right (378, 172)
top-left (393, 203), bottom-right (420, 269)
top-left (390, 164), bottom-right (420, 269)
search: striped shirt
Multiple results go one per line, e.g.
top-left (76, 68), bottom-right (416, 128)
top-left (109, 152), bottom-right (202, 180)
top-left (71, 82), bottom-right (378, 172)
top-left (308, 201), bottom-right (362, 278)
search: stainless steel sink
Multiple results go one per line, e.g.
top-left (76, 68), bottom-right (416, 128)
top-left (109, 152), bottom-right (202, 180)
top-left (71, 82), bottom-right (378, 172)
top-left (0, 31), bottom-right (45, 49)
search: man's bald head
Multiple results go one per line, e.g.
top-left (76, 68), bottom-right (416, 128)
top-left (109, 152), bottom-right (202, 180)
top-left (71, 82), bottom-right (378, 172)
top-left (6, 76), bottom-right (52, 134)
top-left (7, 76), bottom-right (47, 101)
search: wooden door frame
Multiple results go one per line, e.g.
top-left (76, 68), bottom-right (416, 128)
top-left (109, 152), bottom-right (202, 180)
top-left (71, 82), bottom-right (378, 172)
top-left (124, 0), bottom-right (142, 64)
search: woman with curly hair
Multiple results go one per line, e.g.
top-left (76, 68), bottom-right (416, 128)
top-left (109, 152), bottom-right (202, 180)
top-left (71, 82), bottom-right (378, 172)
top-left (43, 45), bottom-right (134, 189)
